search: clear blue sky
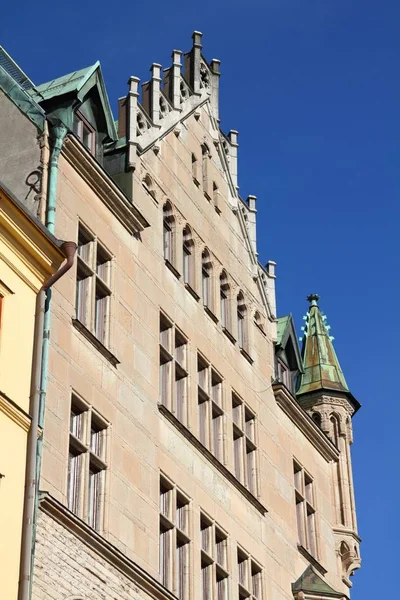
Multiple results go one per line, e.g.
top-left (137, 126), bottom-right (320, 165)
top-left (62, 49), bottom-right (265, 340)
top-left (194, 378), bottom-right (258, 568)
top-left (2, 0), bottom-right (398, 596)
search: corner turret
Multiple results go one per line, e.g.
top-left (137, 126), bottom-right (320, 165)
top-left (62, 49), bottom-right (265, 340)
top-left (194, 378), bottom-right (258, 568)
top-left (297, 294), bottom-right (361, 589)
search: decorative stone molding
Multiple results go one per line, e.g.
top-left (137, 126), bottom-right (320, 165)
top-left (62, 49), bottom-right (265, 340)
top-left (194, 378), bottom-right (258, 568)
top-left (273, 383), bottom-right (339, 462)
top-left (62, 136), bottom-right (149, 234)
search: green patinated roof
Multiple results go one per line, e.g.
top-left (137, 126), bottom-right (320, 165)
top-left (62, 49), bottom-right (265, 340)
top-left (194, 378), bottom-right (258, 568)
top-left (275, 314), bottom-right (303, 374)
top-left (297, 295), bottom-right (357, 407)
top-left (29, 63), bottom-right (100, 101)
top-left (0, 64), bottom-right (45, 130)
top-left (29, 62), bottom-right (117, 141)
top-left (276, 316), bottom-right (291, 346)
top-left (292, 565), bottom-right (344, 597)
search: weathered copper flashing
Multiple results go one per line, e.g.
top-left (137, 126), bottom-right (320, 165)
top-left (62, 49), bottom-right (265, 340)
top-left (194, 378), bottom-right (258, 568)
top-left (297, 295), bottom-right (360, 413)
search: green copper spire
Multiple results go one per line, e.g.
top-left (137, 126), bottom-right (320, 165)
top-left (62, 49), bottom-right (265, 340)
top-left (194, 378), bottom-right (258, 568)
top-left (297, 294), bottom-right (349, 396)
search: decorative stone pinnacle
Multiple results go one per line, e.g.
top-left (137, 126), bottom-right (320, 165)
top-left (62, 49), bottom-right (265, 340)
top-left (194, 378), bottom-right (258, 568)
top-left (307, 293), bottom-right (320, 306)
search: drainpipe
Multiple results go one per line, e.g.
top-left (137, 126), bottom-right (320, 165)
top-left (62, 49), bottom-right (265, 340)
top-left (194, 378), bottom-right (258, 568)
top-left (18, 241), bottom-right (77, 600)
top-left (46, 124), bottom-right (67, 234)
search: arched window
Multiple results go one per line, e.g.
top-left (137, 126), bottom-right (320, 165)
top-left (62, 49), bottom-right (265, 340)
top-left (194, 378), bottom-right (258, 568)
top-left (163, 202), bottom-right (174, 264)
top-left (330, 414), bottom-right (340, 447)
top-left (254, 311), bottom-right (264, 333)
top-left (202, 249), bottom-right (212, 309)
top-left (202, 143), bottom-right (211, 198)
top-left (219, 271), bottom-right (229, 329)
top-left (237, 292), bottom-right (247, 349)
top-left (192, 153), bottom-right (199, 184)
top-left (183, 225), bottom-right (194, 286)
top-left (143, 173), bottom-right (156, 200)
top-left (312, 412), bottom-right (322, 428)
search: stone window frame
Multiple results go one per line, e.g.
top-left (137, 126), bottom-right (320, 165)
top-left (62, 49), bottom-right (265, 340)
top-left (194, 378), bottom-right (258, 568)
top-left (200, 511), bottom-right (229, 600)
top-left (293, 459), bottom-right (319, 559)
top-left (73, 110), bottom-right (96, 155)
top-left (75, 222), bottom-right (113, 349)
top-left (237, 546), bottom-right (263, 600)
top-left (197, 351), bottom-right (225, 462)
top-left (67, 392), bottom-right (109, 532)
top-left (231, 392), bottom-right (258, 496)
top-left (159, 473), bottom-right (191, 599)
top-left (201, 248), bottom-right (213, 313)
top-left (159, 311), bottom-right (189, 426)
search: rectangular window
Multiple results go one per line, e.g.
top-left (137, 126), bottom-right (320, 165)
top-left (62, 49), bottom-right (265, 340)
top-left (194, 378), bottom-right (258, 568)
top-left (159, 475), bottom-right (190, 599)
top-left (73, 111), bottom-right (96, 154)
top-left (67, 394), bottom-right (108, 531)
top-left (232, 394), bottom-right (257, 495)
top-left (159, 313), bottom-right (189, 425)
top-left (237, 548), bottom-right (262, 600)
top-left (76, 224), bottom-right (112, 346)
top-left (200, 512), bottom-right (229, 600)
top-left (294, 461), bottom-right (318, 557)
top-left (197, 354), bottom-right (224, 461)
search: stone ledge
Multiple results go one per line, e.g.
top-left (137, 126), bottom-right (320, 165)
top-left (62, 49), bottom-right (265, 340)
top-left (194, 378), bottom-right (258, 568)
top-left (297, 544), bottom-right (327, 575)
top-left (158, 404), bottom-right (267, 515)
top-left (273, 383), bottom-right (339, 463)
top-left (72, 318), bottom-right (120, 367)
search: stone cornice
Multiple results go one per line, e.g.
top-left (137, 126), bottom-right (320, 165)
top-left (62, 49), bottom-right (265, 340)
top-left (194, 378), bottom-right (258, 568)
top-left (39, 492), bottom-right (179, 600)
top-left (0, 390), bottom-right (31, 432)
top-left (158, 404), bottom-right (267, 515)
top-left (273, 383), bottom-right (339, 463)
top-left (62, 136), bottom-right (149, 234)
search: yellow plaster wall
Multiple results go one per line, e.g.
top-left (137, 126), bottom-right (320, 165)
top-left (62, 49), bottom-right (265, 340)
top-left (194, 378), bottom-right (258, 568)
top-left (0, 411), bottom-right (28, 600)
top-left (0, 250), bottom-right (36, 413)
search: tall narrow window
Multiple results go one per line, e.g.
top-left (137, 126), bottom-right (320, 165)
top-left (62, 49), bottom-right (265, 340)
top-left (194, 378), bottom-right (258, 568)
top-left (220, 272), bottom-right (230, 330)
top-left (159, 313), bottom-right (189, 426)
top-left (192, 153), bottom-right (200, 185)
top-left (200, 513), bottom-right (229, 600)
top-left (237, 293), bottom-right (247, 351)
top-left (232, 393), bottom-right (257, 494)
top-left (73, 111), bottom-right (96, 154)
top-left (183, 225), bottom-right (195, 288)
top-left (68, 395), bottom-right (107, 531)
top-left (202, 249), bottom-right (212, 310)
top-left (202, 144), bottom-right (211, 199)
top-left (237, 548), bottom-right (262, 600)
top-left (160, 476), bottom-right (190, 599)
top-left (198, 354), bottom-right (224, 461)
top-left (293, 461), bottom-right (318, 557)
top-left (213, 182), bottom-right (221, 214)
top-left (76, 224), bottom-right (112, 346)
top-left (163, 202), bottom-right (175, 265)
top-left (253, 311), bottom-right (264, 334)
top-left (143, 173), bottom-right (157, 200)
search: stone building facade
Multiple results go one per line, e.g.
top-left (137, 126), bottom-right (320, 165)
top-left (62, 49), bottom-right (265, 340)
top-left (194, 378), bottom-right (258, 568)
top-left (0, 32), bottom-right (361, 600)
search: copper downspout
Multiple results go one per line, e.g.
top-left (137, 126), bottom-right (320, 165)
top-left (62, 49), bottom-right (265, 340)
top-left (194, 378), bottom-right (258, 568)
top-left (18, 241), bottom-right (77, 600)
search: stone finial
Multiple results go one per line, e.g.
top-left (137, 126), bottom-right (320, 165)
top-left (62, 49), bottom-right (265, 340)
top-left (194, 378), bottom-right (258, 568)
top-left (150, 63), bottom-right (162, 125)
top-left (127, 76), bottom-right (140, 169)
top-left (247, 194), bottom-right (257, 212)
top-left (227, 130), bottom-right (239, 190)
top-left (307, 293), bottom-right (320, 306)
top-left (210, 59), bottom-right (221, 121)
top-left (266, 260), bottom-right (276, 278)
top-left (164, 51), bottom-right (182, 110)
top-left (184, 31), bottom-right (203, 93)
